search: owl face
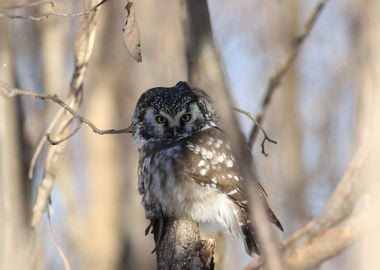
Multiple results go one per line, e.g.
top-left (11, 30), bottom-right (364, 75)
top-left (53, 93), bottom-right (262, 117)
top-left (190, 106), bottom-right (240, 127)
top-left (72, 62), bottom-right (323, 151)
top-left (130, 82), bottom-right (218, 149)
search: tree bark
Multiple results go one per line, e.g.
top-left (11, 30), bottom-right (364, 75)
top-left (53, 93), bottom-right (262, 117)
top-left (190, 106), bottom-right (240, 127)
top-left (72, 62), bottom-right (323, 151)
top-left (156, 218), bottom-right (215, 270)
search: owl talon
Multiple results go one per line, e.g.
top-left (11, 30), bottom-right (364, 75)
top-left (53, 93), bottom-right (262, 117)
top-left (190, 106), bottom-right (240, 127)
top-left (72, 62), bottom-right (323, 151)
top-left (151, 218), bottom-right (166, 254)
top-left (145, 220), bottom-right (154, 236)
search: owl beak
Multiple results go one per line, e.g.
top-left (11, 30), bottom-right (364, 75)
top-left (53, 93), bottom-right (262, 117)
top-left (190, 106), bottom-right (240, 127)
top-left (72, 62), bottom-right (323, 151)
top-left (172, 126), bottom-right (177, 136)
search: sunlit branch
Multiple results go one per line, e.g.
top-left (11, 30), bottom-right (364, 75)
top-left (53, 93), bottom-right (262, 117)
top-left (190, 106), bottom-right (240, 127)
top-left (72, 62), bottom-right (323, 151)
top-left (248, 0), bottom-right (329, 147)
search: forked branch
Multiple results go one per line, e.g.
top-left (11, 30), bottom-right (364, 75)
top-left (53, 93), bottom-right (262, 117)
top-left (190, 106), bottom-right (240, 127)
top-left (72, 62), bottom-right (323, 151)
top-left (233, 107), bottom-right (277, 156)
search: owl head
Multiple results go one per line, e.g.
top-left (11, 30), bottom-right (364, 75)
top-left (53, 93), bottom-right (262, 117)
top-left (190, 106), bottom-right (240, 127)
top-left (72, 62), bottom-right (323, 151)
top-left (130, 81), bottom-right (219, 149)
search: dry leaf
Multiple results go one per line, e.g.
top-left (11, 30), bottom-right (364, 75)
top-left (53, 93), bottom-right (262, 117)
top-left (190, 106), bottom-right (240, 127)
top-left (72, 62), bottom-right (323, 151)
top-left (122, 1), bottom-right (142, 62)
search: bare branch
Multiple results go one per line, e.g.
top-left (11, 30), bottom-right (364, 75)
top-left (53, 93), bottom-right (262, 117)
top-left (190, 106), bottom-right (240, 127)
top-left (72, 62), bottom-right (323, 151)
top-left (248, 0), bottom-right (329, 147)
top-left (285, 144), bottom-right (368, 248)
top-left (0, 0), bottom-right (109, 21)
top-left (46, 123), bottom-right (82, 145)
top-left (246, 144), bottom-right (370, 270)
top-left (0, 81), bottom-right (131, 142)
top-left (232, 107), bottom-right (277, 156)
top-left (247, 210), bottom-right (371, 270)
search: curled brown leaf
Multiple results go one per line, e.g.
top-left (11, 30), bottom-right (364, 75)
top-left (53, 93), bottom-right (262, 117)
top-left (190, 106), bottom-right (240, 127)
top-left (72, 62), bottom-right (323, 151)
top-left (122, 1), bottom-right (142, 62)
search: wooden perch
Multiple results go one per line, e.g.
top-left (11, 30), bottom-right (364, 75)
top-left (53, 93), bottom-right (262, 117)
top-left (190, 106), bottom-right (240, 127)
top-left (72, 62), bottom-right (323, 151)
top-left (155, 218), bottom-right (215, 270)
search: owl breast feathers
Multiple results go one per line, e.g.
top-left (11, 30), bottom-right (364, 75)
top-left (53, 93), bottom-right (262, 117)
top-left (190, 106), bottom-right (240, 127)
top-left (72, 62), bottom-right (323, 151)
top-left (130, 81), bottom-right (283, 256)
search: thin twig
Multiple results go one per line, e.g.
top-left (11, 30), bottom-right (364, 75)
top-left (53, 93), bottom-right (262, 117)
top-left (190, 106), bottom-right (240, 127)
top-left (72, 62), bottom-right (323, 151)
top-left (47, 205), bottom-right (71, 270)
top-left (233, 107), bottom-right (277, 156)
top-left (0, 0), bottom-right (109, 21)
top-left (0, 0), bottom-right (69, 10)
top-left (0, 81), bottom-right (130, 140)
top-left (46, 122), bottom-right (81, 145)
top-left (248, 0), bottom-right (328, 147)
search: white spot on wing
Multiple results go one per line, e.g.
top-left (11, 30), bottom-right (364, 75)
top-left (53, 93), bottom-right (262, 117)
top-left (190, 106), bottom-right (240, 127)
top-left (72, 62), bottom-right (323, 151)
top-left (226, 159), bottom-right (233, 168)
top-left (227, 189), bottom-right (238, 195)
top-left (198, 160), bottom-right (205, 167)
top-left (211, 158), bottom-right (218, 165)
top-left (194, 145), bottom-right (200, 153)
top-left (200, 168), bottom-right (207, 176)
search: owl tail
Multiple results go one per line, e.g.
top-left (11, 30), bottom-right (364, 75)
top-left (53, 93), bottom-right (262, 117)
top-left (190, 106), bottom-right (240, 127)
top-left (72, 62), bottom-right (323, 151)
top-left (239, 207), bottom-right (283, 256)
top-left (241, 222), bottom-right (260, 256)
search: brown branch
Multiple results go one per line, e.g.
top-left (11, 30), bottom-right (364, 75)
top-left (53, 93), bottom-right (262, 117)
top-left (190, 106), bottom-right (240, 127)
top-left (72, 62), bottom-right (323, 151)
top-left (232, 107), bottom-right (277, 156)
top-left (248, 0), bottom-right (329, 147)
top-left (284, 211), bottom-right (368, 270)
top-left (245, 144), bottom-right (370, 270)
top-left (0, 0), bottom-right (109, 21)
top-left (285, 144), bottom-right (368, 248)
top-left (0, 81), bottom-right (130, 142)
top-left (46, 124), bottom-right (82, 145)
top-left (155, 218), bottom-right (215, 270)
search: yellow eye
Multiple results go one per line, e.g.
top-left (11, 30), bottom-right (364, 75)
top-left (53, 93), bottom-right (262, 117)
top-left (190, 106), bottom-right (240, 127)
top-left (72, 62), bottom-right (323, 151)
top-left (181, 114), bottom-right (192, 122)
top-left (155, 115), bottom-right (167, 124)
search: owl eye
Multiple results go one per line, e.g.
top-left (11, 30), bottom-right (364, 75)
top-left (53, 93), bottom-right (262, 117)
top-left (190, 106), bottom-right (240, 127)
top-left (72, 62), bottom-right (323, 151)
top-left (180, 114), bottom-right (192, 122)
top-left (155, 115), bottom-right (167, 124)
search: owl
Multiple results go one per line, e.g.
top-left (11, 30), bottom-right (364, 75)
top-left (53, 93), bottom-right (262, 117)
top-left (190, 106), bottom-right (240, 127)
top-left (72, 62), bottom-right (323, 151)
top-left (129, 81), bottom-right (283, 256)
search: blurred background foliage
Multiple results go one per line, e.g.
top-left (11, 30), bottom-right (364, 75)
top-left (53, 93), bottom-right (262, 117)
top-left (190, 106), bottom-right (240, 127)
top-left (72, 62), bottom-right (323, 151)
top-left (0, 0), bottom-right (378, 269)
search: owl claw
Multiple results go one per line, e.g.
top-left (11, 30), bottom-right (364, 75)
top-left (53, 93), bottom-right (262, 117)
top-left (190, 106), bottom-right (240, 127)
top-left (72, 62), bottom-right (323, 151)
top-left (145, 220), bottom-right (154, 236)
top-left (149, 218), bottom-right (166, 254)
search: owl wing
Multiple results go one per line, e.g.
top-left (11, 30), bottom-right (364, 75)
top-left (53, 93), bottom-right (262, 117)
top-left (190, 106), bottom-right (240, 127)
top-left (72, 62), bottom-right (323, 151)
top-left (182, 127), bottom-right (283, 231)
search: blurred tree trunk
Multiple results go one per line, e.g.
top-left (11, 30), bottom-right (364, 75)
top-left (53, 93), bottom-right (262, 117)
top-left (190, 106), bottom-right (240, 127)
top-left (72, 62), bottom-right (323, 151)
top-left (264, 0), bottom-right (309, 232)
top-left (354, 0), bottom-right (380, 268)
top-left (0, 21), bottom-right (43, 270)
top-left (61, 2), bottom-right (124, 270)
top-left (180, 1), bottom-right (228, 269)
